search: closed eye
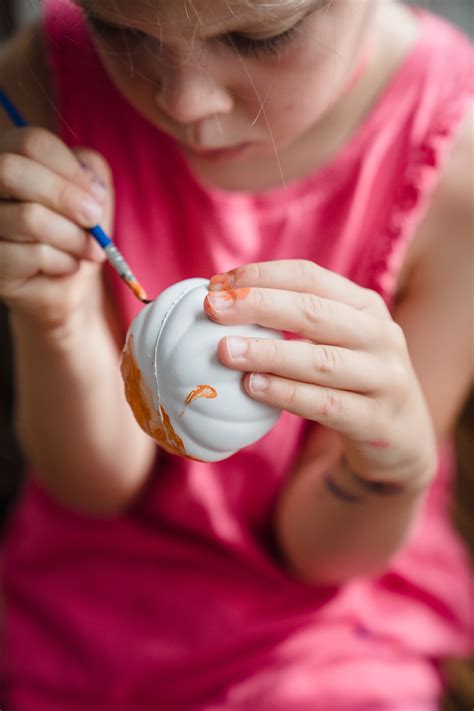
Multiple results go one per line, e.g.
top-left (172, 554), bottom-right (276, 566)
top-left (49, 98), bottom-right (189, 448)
top-left (85, 14), bottom-right (302, 58)
top-left (224, 24), bottom-right (300, 57)
top-left (86, 16), bottom-right (148, 43)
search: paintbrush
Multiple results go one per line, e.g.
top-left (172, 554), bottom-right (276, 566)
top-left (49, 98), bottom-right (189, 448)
top-left (0, 88), bottom-right (151, 304)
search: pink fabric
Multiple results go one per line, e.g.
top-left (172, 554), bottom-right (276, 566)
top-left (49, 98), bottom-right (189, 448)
top-left (1, 2), bottom-right (473, 709)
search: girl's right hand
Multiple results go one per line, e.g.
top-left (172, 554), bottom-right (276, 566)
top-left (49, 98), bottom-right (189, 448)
top-left (0, 126), bottom-right (114, 329)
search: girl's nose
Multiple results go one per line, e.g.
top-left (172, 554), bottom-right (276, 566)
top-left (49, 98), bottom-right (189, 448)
top-left (154, 61), bottom-right (233, 126)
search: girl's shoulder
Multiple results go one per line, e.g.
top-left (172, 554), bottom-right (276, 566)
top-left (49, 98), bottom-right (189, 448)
top-left (0, 22), bottom-right (54, 133)
top-left (398, 104), bottom-right (473, 295)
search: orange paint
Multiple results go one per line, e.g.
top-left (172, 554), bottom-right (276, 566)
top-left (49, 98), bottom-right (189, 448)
top-left (205, 287), bottom-right (251, 317)
top-left (215, 287), bottom-right (250, 302)
top-left (126, 278), bottom-right (149, 303)
top-left (121, 335), bottom-right (187, 458)
top-left (180, 384), bottom-right (217, 416)
top-left (120, 335), bottom-right (153, 435)
top-left (209, 269), bottom-right (237, 291)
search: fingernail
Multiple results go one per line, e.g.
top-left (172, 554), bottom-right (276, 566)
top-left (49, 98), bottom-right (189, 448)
top-left (89, 180), bottom-right (107, 203)
top-left (249, 373), bottom-right (269, 392)
top-left (226, 337), bottom-right (247, 358)
top-left (206, 291), bottom-right (233, 310)
top-left (80, 199), bottom-right (103, 224)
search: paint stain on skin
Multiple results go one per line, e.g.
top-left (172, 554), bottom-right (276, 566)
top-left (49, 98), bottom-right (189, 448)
top-left (213, 287), bottom-right (251, 303)
top-left (209, 269), bottom-right (238, 291)
top-left (204, 287), bottom-right (251, 321)
top-left (180, 384), bottom-right (217, 417)
top-left (121, 335), bottom-right (187, 458)
top-left (234, 287), bottom-right (250, 301)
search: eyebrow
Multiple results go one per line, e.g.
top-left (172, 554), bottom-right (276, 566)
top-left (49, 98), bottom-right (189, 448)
top-left (80, 0), bottom-right (322, 38)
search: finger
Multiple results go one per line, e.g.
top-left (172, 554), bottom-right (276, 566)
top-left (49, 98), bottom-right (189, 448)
top-left (205, 287), bottom-right (387, 350)
top-left (244, 372), bottom-right (377, 438)
top-left (0, 240), bottom-right (79, 294)
top-left (0, 201), bottom-right (105, 261)
top-left (217, 337), bottom-right (381, 393)
top-left (208, 260), bottom-right (390, 318)
top-left (0, 152), bottom-right (105, 228)
top-left (73, 147), bottom-right (115, 236)
top-left (1, 127), bottom-right (106, 197)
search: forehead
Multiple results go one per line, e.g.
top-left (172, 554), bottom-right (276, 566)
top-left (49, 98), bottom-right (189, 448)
top-left (80, 0), bottom-right (314, 32)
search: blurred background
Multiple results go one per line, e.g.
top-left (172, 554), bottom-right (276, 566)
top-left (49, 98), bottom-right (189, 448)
top-left (0, 1), bottom-right (472, 709)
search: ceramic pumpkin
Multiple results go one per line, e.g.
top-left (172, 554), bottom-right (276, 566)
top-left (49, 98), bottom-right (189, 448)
top-left (120, 278), bottom-right (283, 462)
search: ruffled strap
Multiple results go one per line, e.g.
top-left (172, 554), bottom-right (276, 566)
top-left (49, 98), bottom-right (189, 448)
top-left (366, 23), bottom-right (473, 305)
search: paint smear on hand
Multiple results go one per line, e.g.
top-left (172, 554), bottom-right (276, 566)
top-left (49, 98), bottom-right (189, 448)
top-left (121, 335), bottom-right (187, 458)
top-left (180, 384), bottom-right (217, 416)
top-left (204, 288), bottom-right (251, 320)
top-left (209, 269), bottom-right (238, 291)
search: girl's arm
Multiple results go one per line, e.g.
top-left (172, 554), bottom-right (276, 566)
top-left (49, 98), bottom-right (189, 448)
top-left (10, 286), bottom-right (157, 517)
top-left (207, 109), bottom-right (473, 585)
top-left (1, 26), bottom-right (156, 516)
top-left (274, 109), bottom-right (474, 584)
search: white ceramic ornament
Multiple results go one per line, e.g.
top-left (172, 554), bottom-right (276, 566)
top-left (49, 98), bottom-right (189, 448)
top-left (121, 278), bottom-right (283, 462)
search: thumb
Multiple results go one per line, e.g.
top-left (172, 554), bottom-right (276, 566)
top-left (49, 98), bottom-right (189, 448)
top-left (73, 147), bottom-right (115, 238)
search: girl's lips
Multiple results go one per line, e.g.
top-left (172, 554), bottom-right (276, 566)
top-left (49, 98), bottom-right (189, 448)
top-left (182, 142), bottom-right (252, 161)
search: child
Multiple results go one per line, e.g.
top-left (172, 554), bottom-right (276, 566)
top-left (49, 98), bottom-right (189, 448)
top-left (0, 0), bottom-right (472, 708)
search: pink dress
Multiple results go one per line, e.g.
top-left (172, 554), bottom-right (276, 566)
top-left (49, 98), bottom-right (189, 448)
top-left (1, 2), bottom-right (472, 709)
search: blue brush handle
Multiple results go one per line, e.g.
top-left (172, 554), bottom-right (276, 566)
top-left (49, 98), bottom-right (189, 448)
top-left (0, 89), bottom-right (27, 127)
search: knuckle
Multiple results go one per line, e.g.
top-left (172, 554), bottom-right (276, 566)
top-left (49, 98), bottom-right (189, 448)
top-left (361, 287), bottom-right (389, 315)
top-left (265, 338), bottom-right (282, 367)
top-left (301, 292), bottom-right (326, 326)
top-left (283, 379), bottom-right (299, 409)
top-left (387, 321), bottom-right (407, 352)
top-left (55, 176), bottom-right (75, 211)
top-left (0, 153), bottom-right (22, 191)
top-left (16, 127), bottom-right (52, 159)
top-left (384, 360), bottom-right (410, 410)
top-left (75, 149), bottom-right (111, 181)
top-left (387, 359), bottom-right (407, 391)
top-left (251, 286), bottom-right (270, 312)
top-left (312, 345), bottom-right (338, 375)
top-left (18, 202), bottom-right (44, 234)
top-left (244, 262), bottom-right (266, 286)
top-left (316, 387), bottom-right (339, 419)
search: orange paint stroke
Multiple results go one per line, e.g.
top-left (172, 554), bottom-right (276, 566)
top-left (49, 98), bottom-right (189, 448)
top-left (121, 335), bottom-right (187, 458)
top-left (180, 384), bottom-right (217, 416)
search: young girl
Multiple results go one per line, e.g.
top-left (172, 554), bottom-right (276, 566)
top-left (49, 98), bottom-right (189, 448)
top-left (0, 0), bottom-right (472, 708)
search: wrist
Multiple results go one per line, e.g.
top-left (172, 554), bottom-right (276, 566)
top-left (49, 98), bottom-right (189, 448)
top-left (8, 307), bottom-right (116, 381)
top-left (324, 455), bottom-right (433, 505)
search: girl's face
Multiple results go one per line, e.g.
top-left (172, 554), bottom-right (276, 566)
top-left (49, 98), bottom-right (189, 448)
top-left (79, 0), bottom-right (376, 190)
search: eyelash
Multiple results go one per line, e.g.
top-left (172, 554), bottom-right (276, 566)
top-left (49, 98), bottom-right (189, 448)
top-left (87, 17), bottom-right (299, 58)
top-left (225, 25), bottom-right (298, 57)
top-left (87, 18), bottom-right (146, 44)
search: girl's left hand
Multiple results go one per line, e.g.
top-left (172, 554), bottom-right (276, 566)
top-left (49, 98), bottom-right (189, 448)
top-left (204, 260), bottom-right (437, 490)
